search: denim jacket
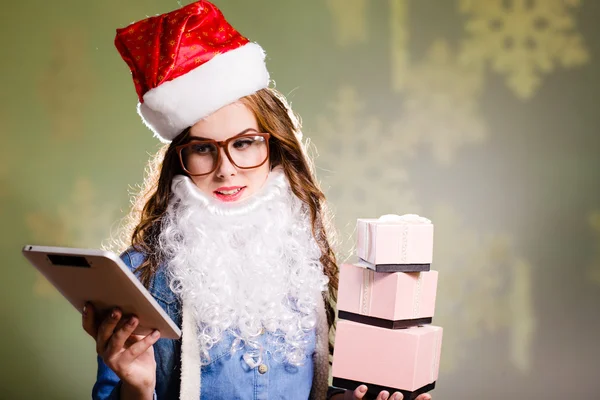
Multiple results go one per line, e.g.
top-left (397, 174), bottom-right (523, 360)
top-left (91, 248), bottom-right (325, 400)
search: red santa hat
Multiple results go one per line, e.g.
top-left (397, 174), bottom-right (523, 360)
top-left (114, 0), bottom-right (270, 143)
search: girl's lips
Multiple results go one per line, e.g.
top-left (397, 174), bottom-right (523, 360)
top-left (213, 186), bottom-right (246, 202)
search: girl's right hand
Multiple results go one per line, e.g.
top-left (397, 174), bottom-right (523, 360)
top-left (341, 385), bottom-right (402, 400)
top-left (82, 303), bottom-right (161, 398)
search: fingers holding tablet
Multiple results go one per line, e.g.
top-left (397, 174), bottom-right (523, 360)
top-left (121, 330), bottom-right (161, 366)
top-left (81, 302), bottom-right (160, 392)
top-left (81, 302), bottom-right (97, 338)
top-left (105, 312), bottom-right (138, 356)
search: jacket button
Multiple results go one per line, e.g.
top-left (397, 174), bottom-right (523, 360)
top-left (258, 364), bottom-right (268, 374)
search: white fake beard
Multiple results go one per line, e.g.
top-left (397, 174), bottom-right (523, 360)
top-left (158, 168), bottom-right (329, 366)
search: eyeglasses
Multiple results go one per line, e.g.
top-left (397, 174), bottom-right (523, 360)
top-left (175, 132), bottom-right (271, 176)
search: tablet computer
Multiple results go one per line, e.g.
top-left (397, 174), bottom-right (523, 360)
top-left (22, 245), bottom-right (181, 340)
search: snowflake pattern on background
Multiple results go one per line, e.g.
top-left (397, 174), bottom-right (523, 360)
top-left (588, 210), bottom-right (600, 286)
top-left (26, 178), bottom-right (116, 297)
top-left (314, 85), bottom-right (534, 371)
top-left (431, 204), bottom-right (535, 372)
top-left (38, 27), bottom-right (95, 139)
top-left (459, 0), bottom-right (589, 99)
top-left (314, 85), bottom-right (419, 256)
top-left (390, 0), bottom-right (409, 91)
top-left (391, 40), bottom-right (487, 165)
top-left (326, 0), bottom-right (369, 47)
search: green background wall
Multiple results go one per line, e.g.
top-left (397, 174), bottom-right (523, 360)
top-left (1, 0), bottom-right (599, 398)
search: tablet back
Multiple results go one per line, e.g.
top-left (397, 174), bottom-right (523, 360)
top-left (22, 245), bottom-right (181, 339)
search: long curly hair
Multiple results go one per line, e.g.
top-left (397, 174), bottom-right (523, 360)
top-left (113, 87), bottom-right (339, 354)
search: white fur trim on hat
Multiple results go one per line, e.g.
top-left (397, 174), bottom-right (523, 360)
top-left (138, 42), bottom-right (270, 143)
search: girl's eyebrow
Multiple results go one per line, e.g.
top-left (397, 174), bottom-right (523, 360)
top-left (188, 128), bottom-right (259, 141)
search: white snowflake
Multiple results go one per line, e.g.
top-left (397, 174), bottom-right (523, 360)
top-left (390, 40), bottom-right (487, 165)
top-left (326, 0), bottom-right (369, 47)
top-left (431, 204), bottom-right (535, 372)
top-left (313, 85), bottom-right (419, 255)
top-left (459, 0), bottom-right (589, 99)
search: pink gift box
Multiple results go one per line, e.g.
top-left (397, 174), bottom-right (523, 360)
top-left (337, 263), bottom-right (438, 329)
top-left (332, 320), bottom-right (443, 398)
top-left (356, 214), bottom-right (434, 272)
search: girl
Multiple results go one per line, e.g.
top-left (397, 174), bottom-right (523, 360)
top-left (82, 2), bottom-right (433, 400)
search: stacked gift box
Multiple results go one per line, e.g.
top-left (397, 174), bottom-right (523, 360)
top-left (332, 214), bottom-right (443, 400)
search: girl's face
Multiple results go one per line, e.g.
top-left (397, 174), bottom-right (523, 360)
top-left (186, 102), bottom-right (271, 202)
